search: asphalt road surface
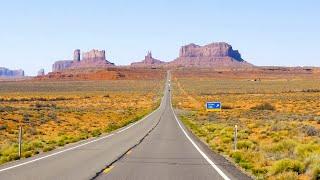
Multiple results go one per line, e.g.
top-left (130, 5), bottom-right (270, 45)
top-left (0, 75), bottom-right (251, 180)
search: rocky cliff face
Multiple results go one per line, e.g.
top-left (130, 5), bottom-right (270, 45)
top-left (82, 49), bottom-right (106, 61)
top-left (0, 67), bottom-right (24, 77)
top-left (52, 49), bottom-right (114, 72)
top-left (131, 51), bottom-right (165, 67)
top-left (170, 42), bottom-right (252, 68)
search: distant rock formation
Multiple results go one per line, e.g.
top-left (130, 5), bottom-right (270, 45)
top-left (169, 42), bottom-right (253, 68)
top-left (0, 67), bottom-right (24, 77)
top-left (52, 49), bottom-right (115, 72)
top-left (37, 69), bottom-right (45, 76)
top-left (131, 51), bottom-right (165, 67)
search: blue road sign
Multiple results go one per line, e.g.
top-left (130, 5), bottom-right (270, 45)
top-left (206, 102), bottom-right (221, 111)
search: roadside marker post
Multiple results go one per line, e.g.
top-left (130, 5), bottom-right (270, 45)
top-left (18, 126), bottom-right (22, 158)
top-left (206, 102), bottom-right (221, 112)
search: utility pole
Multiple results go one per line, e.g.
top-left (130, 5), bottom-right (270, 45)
top-left (18, 126), bottom-right (22, 158)
top-left (234, 125), bottom-right (238, 151)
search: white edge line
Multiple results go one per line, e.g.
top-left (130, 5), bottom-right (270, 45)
top-left (170, 99), bottom-right (231, 180)
top-left (0, 105), bottom-right (161, 173)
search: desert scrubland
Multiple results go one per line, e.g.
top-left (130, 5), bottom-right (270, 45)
top-left (0, 78), bottom-right (164, 165)
top-left (172, 68), bottom-right (320, 180)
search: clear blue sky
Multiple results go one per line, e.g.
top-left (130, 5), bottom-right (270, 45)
top-left (0, 0), bottom-right (319, 75)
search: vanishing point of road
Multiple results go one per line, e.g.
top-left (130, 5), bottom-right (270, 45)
top-left (0, 73), bottom-right (251, 180)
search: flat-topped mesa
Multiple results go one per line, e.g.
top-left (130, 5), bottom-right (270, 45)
top-left (52, 49), bottom-right (114, 72)
top-left (0, 67), bottom-right (24, 77)
top-left (170, 42), bottom-right (252, 68)
top-left (131, 51), bottom-right (165, 67)
top-left (82, 49), bottom-right (106, 61)
top-left (179, 42), bottom-right (243, 61)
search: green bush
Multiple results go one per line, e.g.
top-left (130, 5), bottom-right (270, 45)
top-left (23, 151), bottom-right (32, 158)
top-left (273, 171), bottom-right (299, 180)
top-left (270, 158), bottom-right (305, 175)
top-left (43, 145), bottom-right (55, 152)
top-left (231, 151), bottom-right (254, 170)
top-left (305, 154), bottom-right (320, 180)
top-left (311, 165), bottom-right (320, 180)
top-left (8, 154), bottom-right (20, 161)
top-left (237, 140), bottom-right (255, 150)
top-left (295, 143), bottom-right (320, 159)
top-left (91, 129), bottom-right (102, 137)
top-left (104, 123), bottom-right (120, 132)
top-left (267, 140), bottom-right (297, 153)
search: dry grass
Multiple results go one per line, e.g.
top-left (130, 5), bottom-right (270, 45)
top-left (0, 80), bottom-right (163, 165)
top-left (172, 75), bottom-right (320, 180)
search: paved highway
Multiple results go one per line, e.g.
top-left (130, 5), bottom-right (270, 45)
top-left (0, 74), bottom-right (251, 180)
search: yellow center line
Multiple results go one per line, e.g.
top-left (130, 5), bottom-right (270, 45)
top-left (103, 166), bottom-right (114, 174)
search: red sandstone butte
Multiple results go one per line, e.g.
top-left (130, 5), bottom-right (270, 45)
top-left (131, 51), bottom-right (165, 67)
top-left (52, 49), bottom-right (115, 72)
top-left (168, 42), bottom-right (253, 68)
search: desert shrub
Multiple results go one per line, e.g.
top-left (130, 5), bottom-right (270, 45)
top-left (8, 154), bottom-right (20, 161)
top-left (104, 123), bottom-right (120, 132)
top-left (309, 164), bottom-right (320, 180)
top-left (237, 130), bottom-right (249, 139)
top-left (31, 140), bottom-right (44, 149)
top-left (305, 154), bottom-right (320, 180)
top-left (251, 102), bottom-right (275, 111)
top-left (22, 151), bottom-right (33, 158)
top-left (22, 113), bottom-right (31, 123)
top-left (0, 106), bottom-right (17, 112)
top-left (237, 140), bottom-right (255, 150)
top-left (48, 111), bottom-right (57, 121)
top-left (266, 140), bottom-right (297, 154)
top-left (222, 137), bottom-right (232, 143)
top-left (295, 143), bottom-right (320, 159)
top-left (270, 159), bottom-right (305, 175)
top-left (91, 129), bottom-right (102, 137)
top-left (314, 116), bottom-right (320, 124)
top-left (272, 171), bottom-right (299, 180)
top-left (0, 156), bottom-right (9, 164)
top-left (43, 145), bottom-right (55, 152)
top-left (221, 105), bottom-right (233, 109)
top-left (301, 125), bottom-right (319, 136)
top-left (57, 139), bottom-right (66, 146)
top-left (231, 151), bottom-right (254, 170)
top-left (33, 102), bottom-right (57, 109)
top-left (0, 124), bottom-right (8, 131)
top-left (302, 89), bottom-right (320, 92)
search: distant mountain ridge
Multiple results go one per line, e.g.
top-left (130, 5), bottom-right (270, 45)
top-left (0, 67), bottom-right (24, 77)
top-left (51, 42), bottom-right (252, 72)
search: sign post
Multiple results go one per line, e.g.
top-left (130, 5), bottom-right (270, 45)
top-left (206, 102), bottom-right (222, 112)
top-left (18, 126), bottom-right (22, 158)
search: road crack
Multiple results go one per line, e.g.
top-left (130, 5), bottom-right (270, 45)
top-left (90, 108), bottom-right (164, 179)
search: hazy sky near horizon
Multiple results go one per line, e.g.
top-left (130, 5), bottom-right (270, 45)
top-left (0, 0), bottom-right (319, 75)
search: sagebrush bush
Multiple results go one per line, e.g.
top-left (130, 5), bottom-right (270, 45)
top-left (237, 140), bottom-right (255, 150)
top-left (231, 151), bottom-right (254, 170)
top-left (304, 154), bottom-right (320, 179)
top-left (270, 158), bottom-right (305, 175)
top-left (295, 143), bottom-right (320, 159)
top-left (272, 171), bottom-right (299, 180)
top-left (266, 140), bottom-right (297, 154)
